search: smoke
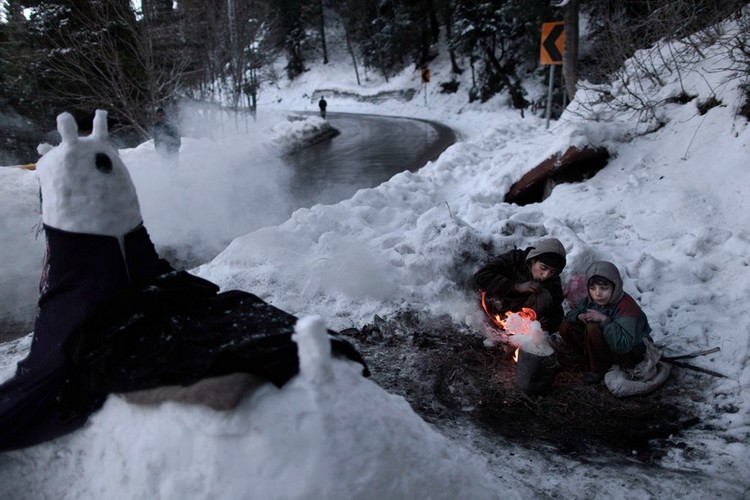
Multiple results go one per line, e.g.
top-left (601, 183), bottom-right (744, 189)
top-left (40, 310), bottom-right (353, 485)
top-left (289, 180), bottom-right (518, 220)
top-left (0, 106), bottom-right (317, 334)
top-left (0, 168), bottom-right (45, 337)
top-left (127, 106), bottom-right (299, 267)
top-left (0, 105), bottom-right (44, 167)
top-left (504, 312), bottom-right (554, 357)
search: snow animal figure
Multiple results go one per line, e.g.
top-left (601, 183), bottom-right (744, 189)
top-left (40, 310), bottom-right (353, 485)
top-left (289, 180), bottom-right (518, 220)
top-left (39, 110), bottom-right (142, 237)
top-left (0, 110), bottom-right (367, 452)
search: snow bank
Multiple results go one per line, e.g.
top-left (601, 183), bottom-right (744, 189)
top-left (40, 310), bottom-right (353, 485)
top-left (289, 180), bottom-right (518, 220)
top-left (0, 318), bottom-right (526, 499)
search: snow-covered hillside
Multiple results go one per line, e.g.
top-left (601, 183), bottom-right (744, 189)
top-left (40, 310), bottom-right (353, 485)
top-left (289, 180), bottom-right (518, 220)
top-left (1, 10), bottom-right (749, 500)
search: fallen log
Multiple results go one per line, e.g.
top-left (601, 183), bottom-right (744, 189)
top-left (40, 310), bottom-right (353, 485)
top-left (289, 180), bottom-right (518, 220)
top-left (504, 146), bottom-right (610, 205)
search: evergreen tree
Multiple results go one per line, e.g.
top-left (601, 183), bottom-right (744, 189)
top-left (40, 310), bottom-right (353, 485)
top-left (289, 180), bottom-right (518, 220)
top-left (21, 1), bottom-right (149, 130)
top-left (2, 0), bottom-right (742, 131)
top-left (0, 0), bottom-right (38, 114)
top-left (451, 0), bottom-right (552, 104)
top-left (361, 0), bottom-right (415, 81)
top-left (279, 0), bottom-right (305, 79)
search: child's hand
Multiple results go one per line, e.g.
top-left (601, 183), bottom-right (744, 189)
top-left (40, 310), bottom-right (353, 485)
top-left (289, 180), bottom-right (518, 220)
top-left (579, 309), bottom-right (607, 323)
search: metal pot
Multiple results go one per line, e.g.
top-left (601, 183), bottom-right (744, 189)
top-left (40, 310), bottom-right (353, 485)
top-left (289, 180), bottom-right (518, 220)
top-left (514, 349), bottom-right (558, 395)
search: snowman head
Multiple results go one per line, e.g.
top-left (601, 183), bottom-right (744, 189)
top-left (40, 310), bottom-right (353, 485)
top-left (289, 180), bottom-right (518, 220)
top-left (36, 110), bottom-right (142, 237)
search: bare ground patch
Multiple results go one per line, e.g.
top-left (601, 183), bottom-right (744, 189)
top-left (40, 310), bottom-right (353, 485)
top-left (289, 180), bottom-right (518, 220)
top-left (341, 310), bottom-right (701, 463)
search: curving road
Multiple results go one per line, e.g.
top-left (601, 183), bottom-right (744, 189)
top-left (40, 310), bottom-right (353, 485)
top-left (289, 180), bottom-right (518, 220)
top-left (285, 112), bottom-right (455, 208)
top-left (0, 113), bottom-right (456, 340)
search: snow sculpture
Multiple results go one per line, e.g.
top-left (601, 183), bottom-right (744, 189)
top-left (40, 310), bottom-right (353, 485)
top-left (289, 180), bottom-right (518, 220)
top-left (38, 110), bottom-right (142, 237)
top-left (293, 316), bottom-right (335, 383)
top-left (0, 110), bottom-right (367, 453)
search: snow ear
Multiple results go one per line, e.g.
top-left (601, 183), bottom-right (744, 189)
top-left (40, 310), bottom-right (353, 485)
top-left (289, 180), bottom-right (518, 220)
top-left (57, 112), bottom-right (79, 145)
top-left (92, 109), bottom-right (108, 140)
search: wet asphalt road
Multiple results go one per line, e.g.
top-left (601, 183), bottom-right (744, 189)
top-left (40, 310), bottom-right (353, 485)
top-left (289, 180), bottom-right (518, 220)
top-left (0, 113), bottom-right (456, 342)
top-left (285, 112), bottom-right (455, 208)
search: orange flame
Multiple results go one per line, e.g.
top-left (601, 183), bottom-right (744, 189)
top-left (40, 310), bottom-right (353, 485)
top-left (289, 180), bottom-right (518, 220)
top-left (480, 291), bottom-right (536, 330)
top-left (481, 292), bottom-right (537, 363)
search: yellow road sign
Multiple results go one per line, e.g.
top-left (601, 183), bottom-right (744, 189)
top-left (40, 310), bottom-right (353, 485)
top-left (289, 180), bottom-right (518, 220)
top-left (540, 22), bottom-right (565, 65)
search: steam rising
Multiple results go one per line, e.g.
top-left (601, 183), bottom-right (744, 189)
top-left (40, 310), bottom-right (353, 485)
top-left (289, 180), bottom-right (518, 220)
top-left (126, 105), bottom-right (312, 266)
top-left (505, 312), bottom-right (554, 357)
top-left (0, 105), bottom-right (329, 332)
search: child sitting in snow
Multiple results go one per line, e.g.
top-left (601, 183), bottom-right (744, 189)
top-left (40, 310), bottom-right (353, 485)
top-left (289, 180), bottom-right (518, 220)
top-left (471, 237), bottom-right (567, 333)
top-left (558, 261), bottom-right (652, 385)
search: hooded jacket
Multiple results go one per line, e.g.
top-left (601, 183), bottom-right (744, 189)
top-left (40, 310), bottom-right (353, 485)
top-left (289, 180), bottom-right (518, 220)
top-left (564, 261), bottom-right (652, 353)
top-left (525, 238), bottom-right (567, 270)
top-left (472, 238), bottom-right (566, 331)
top-left (153, 120), bottom-right (181, 154)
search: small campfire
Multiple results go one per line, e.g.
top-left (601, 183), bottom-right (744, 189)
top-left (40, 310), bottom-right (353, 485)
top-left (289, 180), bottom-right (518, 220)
top-left (480, 292), bottom-right (557, 395)
top-left (347, 310), bottom-right (700, 459)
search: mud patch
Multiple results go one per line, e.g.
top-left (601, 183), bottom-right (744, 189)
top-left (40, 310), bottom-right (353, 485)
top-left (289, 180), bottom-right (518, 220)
top-left (342, 310), bottom-right (699, 462)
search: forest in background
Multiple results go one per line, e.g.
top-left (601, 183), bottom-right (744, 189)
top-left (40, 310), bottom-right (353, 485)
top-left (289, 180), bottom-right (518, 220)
top-left (0, 0), bottom-right (747, 145)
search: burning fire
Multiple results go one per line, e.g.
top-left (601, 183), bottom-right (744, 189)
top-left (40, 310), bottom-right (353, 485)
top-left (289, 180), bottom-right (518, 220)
top-left (480, 291), bottom-right (538, 362)
top-left (480, 291), bottom-right (537, 330)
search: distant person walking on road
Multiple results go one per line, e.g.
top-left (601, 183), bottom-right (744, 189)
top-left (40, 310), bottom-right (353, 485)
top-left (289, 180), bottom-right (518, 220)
top-left (318, 97), bottom-right (327, 118)
top-left (152, 107), bottom-right (181, 163)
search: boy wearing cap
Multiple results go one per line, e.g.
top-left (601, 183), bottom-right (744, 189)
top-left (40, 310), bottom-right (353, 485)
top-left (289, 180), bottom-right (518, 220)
top-left (559, 260), bottom-right (652, 385)
top-left (472, 238), bottom-right (567, 333)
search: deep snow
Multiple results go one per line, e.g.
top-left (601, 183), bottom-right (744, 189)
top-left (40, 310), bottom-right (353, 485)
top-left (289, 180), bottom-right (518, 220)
top-left (1, 11), bottom-right (749, 500)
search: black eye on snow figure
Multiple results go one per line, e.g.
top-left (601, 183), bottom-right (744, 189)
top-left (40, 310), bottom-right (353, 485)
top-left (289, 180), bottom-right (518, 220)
top-left (95, 153), bottom-right (113, 173)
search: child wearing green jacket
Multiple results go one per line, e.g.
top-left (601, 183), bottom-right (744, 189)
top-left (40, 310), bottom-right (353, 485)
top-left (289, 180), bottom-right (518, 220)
top-left (559, 261), bottom-right (652, 385)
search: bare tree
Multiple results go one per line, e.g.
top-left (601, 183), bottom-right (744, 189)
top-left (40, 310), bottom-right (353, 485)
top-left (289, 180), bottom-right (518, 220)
top-left (33, 1), bottom-right (191, 137)
top-left (176, 0), bottom-right (229, 100)
top-left (227, 0), bottom-right (243, 108)
top-left (572, 1), bottom-right (749, 130)
top-left (229, 0), bottom-right (276, 113)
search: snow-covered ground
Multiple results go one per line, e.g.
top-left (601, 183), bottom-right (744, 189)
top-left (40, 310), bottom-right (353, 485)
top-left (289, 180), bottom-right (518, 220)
top-left (1, 13), bottom-right (749, 500)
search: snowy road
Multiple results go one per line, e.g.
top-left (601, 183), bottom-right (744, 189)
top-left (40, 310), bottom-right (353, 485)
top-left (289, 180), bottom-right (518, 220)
top-left (285, 112), bottom-right (455, 208)
top-left (0, 112), bottom-right (456, 342)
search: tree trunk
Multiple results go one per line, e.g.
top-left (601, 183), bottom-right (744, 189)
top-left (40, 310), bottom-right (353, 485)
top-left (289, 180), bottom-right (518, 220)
top-left (563, 0), bottom-right (579, 102)
top-left (227, 0), bottom-right (241, 109)
top-left (441, 1), bottom-right (462, 74)
top-left (345, 28), bottom-right (361, 85)
top-left (319, 0), bottom-right (329, 64)
top-left (425, 0), bottom-right (439, 44)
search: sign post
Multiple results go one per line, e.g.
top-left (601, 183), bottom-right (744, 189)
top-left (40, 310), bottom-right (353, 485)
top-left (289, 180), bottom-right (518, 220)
top-left (421, 67), bottom-right (430, 106)
top-left (540, 22), bottom-right (564, 129)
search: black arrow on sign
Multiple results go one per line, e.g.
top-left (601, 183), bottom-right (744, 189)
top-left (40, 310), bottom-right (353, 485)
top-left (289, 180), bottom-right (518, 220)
top-left (543, 23), bottom-right (564, 63)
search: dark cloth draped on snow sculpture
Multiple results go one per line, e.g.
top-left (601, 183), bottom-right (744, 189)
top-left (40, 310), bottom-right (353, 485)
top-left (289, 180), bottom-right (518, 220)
top-left (31, 224), bottom-right (173, 371)
top-left (0, 224), bottom-right (172, 451)
top-left (66, 277), bottom-right (368, 394)
top-left (1, 222), bottom-right (368, 452)
top-left (0, 109), bottom-right (368, 452)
